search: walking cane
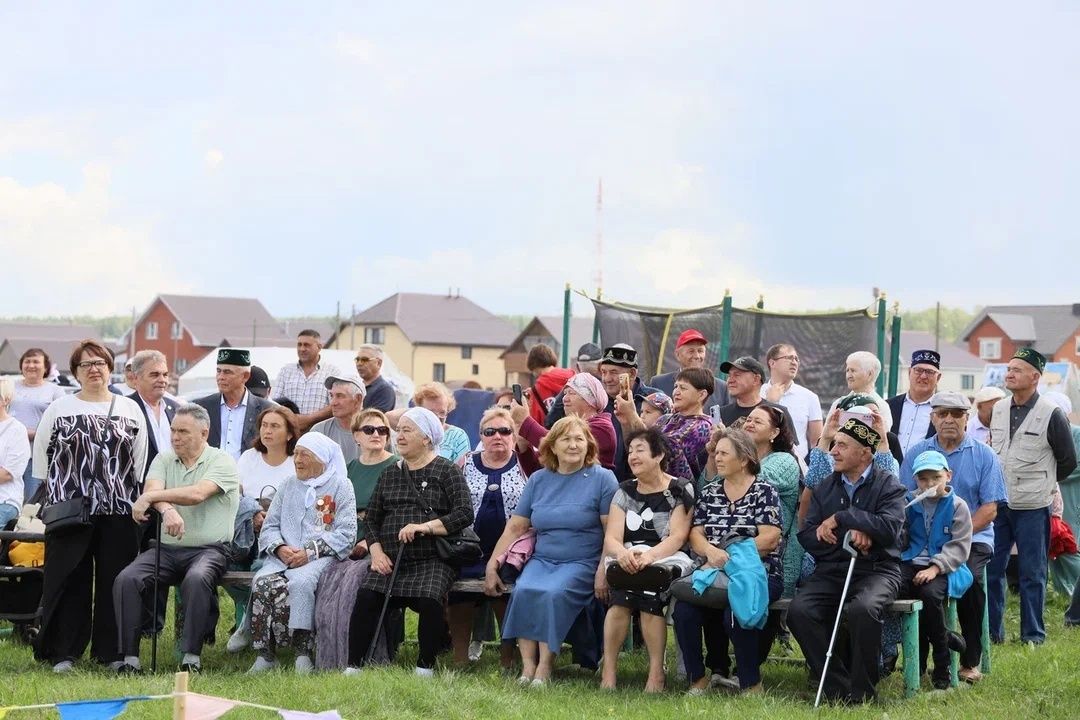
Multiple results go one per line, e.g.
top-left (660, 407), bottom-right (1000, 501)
top-left (151, 510), bottom-right (163, 673)
top-left (814, 530), bottom-right (858, 708)
top-left (364, 541), bottom-right (408, 666)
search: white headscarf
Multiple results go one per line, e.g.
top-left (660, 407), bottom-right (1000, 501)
top-left (402, 406), bottom-right (444, 448)
top-left (1043, 390), bottom-right (1073, 416)
top-left (295, 432), bottom-right (348, 507)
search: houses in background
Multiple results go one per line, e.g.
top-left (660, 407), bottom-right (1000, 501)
top-left (887, 330), bottom-right (985, 395)
top-left (0, 322), bottom-right (98, 375)
top-left (329, 292), bottom-right (518, 389)
top-left (502, 315), bottom-right (596, 387)
top-left (960, 304), bottom-right (1080, 364)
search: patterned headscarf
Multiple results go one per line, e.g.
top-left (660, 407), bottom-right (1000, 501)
top-left (644, 392), bottom-right (674, 416)
top-left (565, 372), bottom-right (609, 412)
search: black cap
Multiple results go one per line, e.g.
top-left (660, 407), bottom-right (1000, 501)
top-left (576, 342), bottom-right (603, 362)
top-left (245, 365), bottom-right (270, 397)
top-left (217, 347), bottom-right (251, 367)
top-left (600, 343), bottom-right (638, 368)
top-left (719, 356), bottom-right (766, 382)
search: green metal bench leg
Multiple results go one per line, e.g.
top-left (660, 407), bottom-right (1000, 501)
top-left (946, 598), bottom-right (960, 687)
top-left (980, 571), bottom-right (992, 675)
top-left (900, 602), bottom-right (922, 698)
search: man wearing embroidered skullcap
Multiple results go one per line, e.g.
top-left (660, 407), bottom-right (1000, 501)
top-left (649, 329), bottom-right (728, 412)
top-left (887, 349), bottom-right (942, 456)
top-left (986, 347), bottom-right (1077, 646)
top-left (788, 416), bottom-right (907, 705)
top-left (598, 344), bottom-right (659, 480)
top-left (194, 348), bottom-right (276, 461)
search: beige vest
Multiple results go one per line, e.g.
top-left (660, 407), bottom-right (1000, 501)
top-left (990, 395), bottom-right (1058, 510)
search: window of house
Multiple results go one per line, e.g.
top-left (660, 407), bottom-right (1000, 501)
top-left (364, 327), bottom-right (385, 344)
top-left (461, 346), bottom-right (473, 359)
top-left (472, 364), bottom-right (479, 375)
top-left (145, 321), bottom-right (158, 340)
top-left (433, 363), bottom-right (446, 382)
top-left (170, 321), bottom-right (182, 340)
top-left (175, 358), bottom-right (189, 373)
top-left (961, 374), bottom-right (974, 390)
top-left (979, 337), bottom-right (1001, 360)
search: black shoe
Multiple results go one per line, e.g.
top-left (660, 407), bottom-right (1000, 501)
top-left (179, 662), bottom-right (201, 674)
top-left (115, 662), bottom-right (142, 675)
top-left (947, 631), bottom-right (967, 654)
top-left (931, 669), bottom-right (951, 690)
top-left (880, 652), bottom-right (898, 677)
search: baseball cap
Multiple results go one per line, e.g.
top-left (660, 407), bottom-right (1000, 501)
top-left (324, 375), bottom-right (366, 395)
top-left (719, 356), bottom-right (766, 382)
top-left (576, 343), bottom-right (603, 362)
top-left (246, 365), bottom-right (270, 391)
top-left (675, 329), bottom-right (707, 349)
top-left (912, 450), bottom-right (950, 475)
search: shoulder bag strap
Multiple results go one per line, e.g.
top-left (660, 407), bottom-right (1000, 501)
top-left (401, 462), bottom-right (437, 521)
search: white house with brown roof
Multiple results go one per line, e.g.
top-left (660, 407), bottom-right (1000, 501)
top-left (330, 292), bottom-right (518, 388)
top-left (128, 294), bottom-right (293, 374)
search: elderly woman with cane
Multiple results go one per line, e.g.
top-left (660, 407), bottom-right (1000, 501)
top-left (345, 407), bottom-right (474, 677)
top-left (247, 433), bottom-right (357, 674)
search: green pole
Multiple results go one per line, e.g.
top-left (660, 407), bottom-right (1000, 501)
top-left (561, 283), bottom-right (572, 368)
top-left (718, 291), bottom-right (733, 378)
top-left (875, 294), bottom-right (887, 396)
top-left (592, 288), bottom-right (601, 344)
top-left (888, 304), bottom-right (902, 397)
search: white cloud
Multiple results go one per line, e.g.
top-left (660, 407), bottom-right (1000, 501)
top-left (204, 148), bottom-right (224, 170)
top-left (0, 163), bottom-right (192, 315)
top-left (334, 33), bottom-right (377, 64)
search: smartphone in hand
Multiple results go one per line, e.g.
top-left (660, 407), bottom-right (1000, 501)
top-left (512, 384), bottom-right (524, 405)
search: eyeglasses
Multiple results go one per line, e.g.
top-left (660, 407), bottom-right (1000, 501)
top-left (481, 427), bottom-right (514, 437)
top-left (357, 425), bottom-right (390, 437)
top-left (911, 367), bottom-right (940, 378)
top-left (774, 354), bottom-right (799, 363)
top-left (933, 408), bottom-right (967, 419)
top-left (77, 360), bottom-right (109, 370)
top-left (355, 357), bottom-right (373, 363)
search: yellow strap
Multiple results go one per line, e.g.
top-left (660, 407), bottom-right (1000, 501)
top-left (656, 313), bottom-right (675, 376)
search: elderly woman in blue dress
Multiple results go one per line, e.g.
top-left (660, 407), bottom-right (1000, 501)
top-left (485, 415), bottom-right (618, 686)
top-left (248, 433), bottom-right (357, 674)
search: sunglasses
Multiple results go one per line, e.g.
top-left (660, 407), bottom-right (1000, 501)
top-left (355, 357), bottom-right (373, 363)
top-left (357, 425), bottom-right (390, 437)
top-left (481, 427), bottom-right (513, 437)
top-left (933, 408), bottom-right (967, 419)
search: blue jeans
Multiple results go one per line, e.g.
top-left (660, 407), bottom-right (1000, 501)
top-left (1067, 578), bottom-right (1080, 627)
top-left (22, 465), bottom-right (39, 503)
top-left (0, 503), bottom-right (19, 529)
top-left (988, 504), bottom-right (1050, 643)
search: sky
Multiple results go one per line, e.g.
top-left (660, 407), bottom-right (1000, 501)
top-left (2, 2), bottom-right (1080, 321)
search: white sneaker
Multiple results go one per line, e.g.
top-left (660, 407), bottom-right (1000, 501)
top-left (227, 627), bottom-right (251, 653)
top-left (414, 666), bottom-right (435, 678)
top-left (52, 660), bottom-right (74, 674)
top-left (343, 666), bottom-right (362, 676)
top-left (248, 656), bottom-right (278, 674)
top-left (468, 641), bottom-right (484, 661)
top-left (710, 674), bottom-right (740, 691)
top-left (295, 655), bottom-right (314, 674)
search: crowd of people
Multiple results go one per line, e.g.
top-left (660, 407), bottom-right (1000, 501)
top-left (2, 326), bottom-right (1079, 705)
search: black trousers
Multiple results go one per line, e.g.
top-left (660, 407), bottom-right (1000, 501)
top-left (789, 561), bottom-right (901, 703)
top-left (957, 542), bottom-right (992, 668)
top-left (348, 589), bottom-right (445, 669)
top-left (899, 562), bottom-right (949, 678)
top-left (34, 515), bottom-right (138, 665)
top-left (113, 543), bottom-right (229, 655)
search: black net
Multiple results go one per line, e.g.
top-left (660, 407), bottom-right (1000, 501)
top-left (592, 299), bottom-right (878, 404)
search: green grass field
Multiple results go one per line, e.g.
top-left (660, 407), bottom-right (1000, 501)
top-left (1, 591), bottom-right (1077, 719)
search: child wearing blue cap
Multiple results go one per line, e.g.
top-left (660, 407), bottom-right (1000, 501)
top-left (900, 450), bottom-right (974, 689)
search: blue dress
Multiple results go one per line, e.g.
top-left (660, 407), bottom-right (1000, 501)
top-left (501, 464), bottom-right (618, 651)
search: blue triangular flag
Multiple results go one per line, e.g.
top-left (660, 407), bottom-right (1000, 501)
top-left (57, 698), bottom-right (135, 720)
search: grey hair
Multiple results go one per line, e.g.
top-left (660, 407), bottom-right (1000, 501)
top-left (331, 379), bottom-right (365, 397)
top-left (131, 349), bottom-right (168, 377)
top-left (175, 403), bottom-right (211, 429)
top-left (846, 351), bottom-right (881, 383)
top-left (357, 344), bottom-right (384, 360)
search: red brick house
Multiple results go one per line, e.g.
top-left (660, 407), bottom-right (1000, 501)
top-left (960, 304), bottom-right (1080, 364)
top-left (128, 294), bottom-right (293, 374)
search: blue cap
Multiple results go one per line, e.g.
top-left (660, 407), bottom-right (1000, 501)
top-left (912, 450), bottom-right (950, 475)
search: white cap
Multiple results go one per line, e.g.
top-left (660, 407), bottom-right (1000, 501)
top-left (972, 386), bottom-right (1007, 404)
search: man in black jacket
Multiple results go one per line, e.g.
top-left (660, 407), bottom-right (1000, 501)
top-left (788, 417), bottom-right (907, 704)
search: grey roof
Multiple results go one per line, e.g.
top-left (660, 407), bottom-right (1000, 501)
top-left (887, 330), bottom-right (985, 370)
top-left (0, 322), bottom-right (97, 342)
top-left (502, 316), bottom-right (596, 358)
top-left (0, 338), bottom-right (88, 374)
top-left (349, 293), bottom-right (518, 347)
top-left (279, 319), bottom-right (338, 345)
top-left (959, 304), bottom-right (1080, 355)
top-left (147, 294), bottom-right (293, 348)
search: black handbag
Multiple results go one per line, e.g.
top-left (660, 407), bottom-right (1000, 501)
top-left (41, 395), bottom-right (117, 535)
top-left (403, 463), bottom-right (483, 567)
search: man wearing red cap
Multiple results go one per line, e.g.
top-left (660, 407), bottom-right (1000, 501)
top-left (649, 329), bottom-right (727, 412)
